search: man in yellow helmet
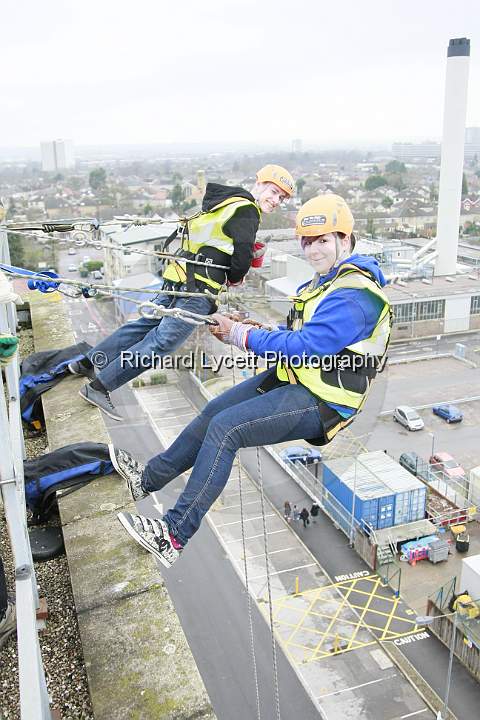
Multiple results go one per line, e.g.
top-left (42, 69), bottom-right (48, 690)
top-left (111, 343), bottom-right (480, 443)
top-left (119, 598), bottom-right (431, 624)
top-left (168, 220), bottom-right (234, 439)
top-left (71, 164), bottom-right (294, 420)
top-left (115, 194), bottom-right (392, 569)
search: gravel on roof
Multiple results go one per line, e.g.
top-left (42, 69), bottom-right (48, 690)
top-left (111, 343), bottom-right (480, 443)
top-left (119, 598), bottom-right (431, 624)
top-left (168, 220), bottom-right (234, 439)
top-left (0, 329), bottom-right (94, 720)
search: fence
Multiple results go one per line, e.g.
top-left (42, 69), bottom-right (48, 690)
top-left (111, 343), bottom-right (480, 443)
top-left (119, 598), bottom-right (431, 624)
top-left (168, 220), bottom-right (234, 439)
top-left (0, 226), bottom-right (53, 718)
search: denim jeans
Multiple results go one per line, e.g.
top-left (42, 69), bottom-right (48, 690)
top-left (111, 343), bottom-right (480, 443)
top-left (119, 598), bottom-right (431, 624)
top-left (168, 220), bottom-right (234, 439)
top-left (88, 285), bottom-right (214, 391)
top-left (142, 370), bottom-right (325, 546)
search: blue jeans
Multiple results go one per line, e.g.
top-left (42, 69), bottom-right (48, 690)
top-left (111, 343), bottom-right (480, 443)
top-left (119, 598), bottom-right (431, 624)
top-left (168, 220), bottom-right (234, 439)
top-left (142, 371), bottom-right (325, 546)
top-left (88, 286), bottom-right (214, 391)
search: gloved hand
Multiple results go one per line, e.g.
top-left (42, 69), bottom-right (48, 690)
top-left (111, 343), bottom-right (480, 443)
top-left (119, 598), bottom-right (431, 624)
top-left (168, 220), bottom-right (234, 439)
top-left (251, 241), bottom-right (267, 268)
top-left (208, 313), bottom-right (251, 350)
top-left (0, 334), bottom-right (19, 367)
top-left (223, 313), bottom-right (278, 331)
top-left (209, 313), bottom-right (235, 343)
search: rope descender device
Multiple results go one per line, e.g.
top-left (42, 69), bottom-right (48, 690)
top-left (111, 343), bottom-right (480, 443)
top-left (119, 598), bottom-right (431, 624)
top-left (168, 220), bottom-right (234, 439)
top-left (138, 302), bottom-right (218, 326)
top-left (0, 263), bottom-right (97, 298)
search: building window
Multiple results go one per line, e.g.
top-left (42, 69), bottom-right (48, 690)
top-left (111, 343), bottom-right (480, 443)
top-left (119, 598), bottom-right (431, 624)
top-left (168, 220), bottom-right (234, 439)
top-left (392, 299), bottom-right (445, 324)
top-left (471, 295), bottom-right (480, 315)
top-left (415, 299), bottom-right (445, 321)
top-left (392, 303), bottom-right (414, 323)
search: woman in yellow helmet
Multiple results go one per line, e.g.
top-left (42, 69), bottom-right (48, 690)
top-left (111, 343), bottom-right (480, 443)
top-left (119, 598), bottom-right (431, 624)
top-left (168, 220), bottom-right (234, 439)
top-left (116, 194), bottom-right (392, 569)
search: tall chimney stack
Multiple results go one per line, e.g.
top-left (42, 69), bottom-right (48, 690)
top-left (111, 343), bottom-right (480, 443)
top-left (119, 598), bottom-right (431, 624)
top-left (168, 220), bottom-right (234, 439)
top-left (434, 38), bottom-right (470, 277)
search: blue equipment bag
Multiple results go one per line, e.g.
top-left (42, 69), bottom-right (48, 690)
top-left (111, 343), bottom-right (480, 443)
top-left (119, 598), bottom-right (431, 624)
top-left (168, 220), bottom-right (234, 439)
top-left (24, 442), bottom-right (114, 523)
top-left (20, 341), bottom-right (92, 428)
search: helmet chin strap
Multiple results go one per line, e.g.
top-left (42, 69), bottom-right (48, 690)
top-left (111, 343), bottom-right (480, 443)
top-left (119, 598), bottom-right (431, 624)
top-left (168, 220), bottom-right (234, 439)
top-left (251, 182), bottom-right (268, 203)
top-left (332, 233), bottom-right (351, 269)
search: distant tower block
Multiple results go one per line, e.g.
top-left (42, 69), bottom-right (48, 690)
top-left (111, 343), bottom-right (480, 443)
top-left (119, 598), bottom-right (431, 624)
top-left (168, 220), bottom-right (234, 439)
top-left (292, 138), bottom-right (303, 154)
top-left (197, 170), bottom-right (206, 193)
top-left (435, 38), bottom-right (470, 277)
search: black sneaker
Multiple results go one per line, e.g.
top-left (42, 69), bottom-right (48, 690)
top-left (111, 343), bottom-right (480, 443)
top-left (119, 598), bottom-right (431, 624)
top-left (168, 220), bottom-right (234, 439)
top-left (68, 359), bottom-right (95, 381)
top-left (79, 384), bottom-right (122, 421)
top-left (108, 445), bottom-right (147, 502)
top-left (117, 513), bottom-right (181, 569)
top-left (0, 600), bottom-right (16, 649)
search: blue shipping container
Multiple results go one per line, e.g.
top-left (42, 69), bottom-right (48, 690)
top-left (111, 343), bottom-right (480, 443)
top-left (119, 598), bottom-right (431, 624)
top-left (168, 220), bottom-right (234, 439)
top-left (323, 463), bottom-right (393, 530)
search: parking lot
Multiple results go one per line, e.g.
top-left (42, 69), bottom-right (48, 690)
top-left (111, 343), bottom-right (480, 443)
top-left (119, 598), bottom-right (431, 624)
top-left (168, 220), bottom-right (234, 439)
top-left (367, 356), bottom-right (480, 474)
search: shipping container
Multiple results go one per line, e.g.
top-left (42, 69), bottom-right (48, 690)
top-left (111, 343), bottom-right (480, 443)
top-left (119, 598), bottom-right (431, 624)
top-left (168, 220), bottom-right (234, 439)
top-left (323, 451), bottom-right (427, 530)
top-left (460, 554), bottom-right (480, 601)
top-left (322, 490), bottom-right (352, 536)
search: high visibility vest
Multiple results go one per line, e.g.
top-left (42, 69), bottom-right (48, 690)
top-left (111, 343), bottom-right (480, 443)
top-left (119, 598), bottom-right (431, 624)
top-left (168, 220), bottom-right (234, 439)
top-left (162, 197), bottom-right (260, 291)
top-left (276, 264), bottom-right (392, 432)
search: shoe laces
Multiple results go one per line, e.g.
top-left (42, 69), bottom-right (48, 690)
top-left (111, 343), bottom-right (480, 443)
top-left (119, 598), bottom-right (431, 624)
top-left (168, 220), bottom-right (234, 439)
top-left (104, 391), bottom-right (115, 410)
top-left (119, 451), bottom-right (143, 480)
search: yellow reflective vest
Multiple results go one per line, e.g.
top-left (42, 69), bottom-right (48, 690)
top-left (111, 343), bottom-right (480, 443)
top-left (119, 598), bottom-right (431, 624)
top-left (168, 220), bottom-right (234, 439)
top-left (162, 197), bottom-right (260, 292)
top-left (276, 264), bottom-right (392, 438)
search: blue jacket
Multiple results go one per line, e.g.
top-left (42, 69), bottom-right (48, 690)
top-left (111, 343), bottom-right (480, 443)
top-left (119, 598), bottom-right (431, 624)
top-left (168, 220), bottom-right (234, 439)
top-left (247, 254), bottom-right (388, 417)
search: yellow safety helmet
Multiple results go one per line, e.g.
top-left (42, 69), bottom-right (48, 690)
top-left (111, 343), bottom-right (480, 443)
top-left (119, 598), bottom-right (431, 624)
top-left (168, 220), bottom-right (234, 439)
top-left (296, 194), bottom-right (354, 237)
top-left (256, 164), bottom-right (295, 197)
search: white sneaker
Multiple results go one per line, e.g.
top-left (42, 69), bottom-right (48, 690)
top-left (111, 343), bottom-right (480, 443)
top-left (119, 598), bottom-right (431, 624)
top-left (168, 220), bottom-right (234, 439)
top-left (0, 600), bottom-right (16, 649)
top-left (109, 445), bottom-right (147, 502)
top-left (117, 512), bottom-right (181, 569)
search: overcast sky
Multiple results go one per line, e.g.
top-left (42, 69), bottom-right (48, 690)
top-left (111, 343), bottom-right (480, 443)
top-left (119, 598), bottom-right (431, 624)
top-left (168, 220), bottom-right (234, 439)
top-left (1, 0), bottom-right (479, 150)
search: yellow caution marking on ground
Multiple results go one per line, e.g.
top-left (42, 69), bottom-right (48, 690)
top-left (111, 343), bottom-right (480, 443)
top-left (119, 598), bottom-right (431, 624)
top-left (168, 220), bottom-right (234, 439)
top-left (266, 574), bottom-right (424, 664)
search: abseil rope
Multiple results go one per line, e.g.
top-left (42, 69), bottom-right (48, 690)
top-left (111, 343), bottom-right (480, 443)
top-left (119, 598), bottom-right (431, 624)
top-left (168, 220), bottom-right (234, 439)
top-left (0, 266), bottom-right (217, 327)
top-left (255, 446), bottom-right (281, 720)
top-left (0, 263), bottom-right (295, 305)
top-left (7, 229), bottom-right (230, 272)
top-left (0, 264), bottom-right (218, 300)
top-left (95, 291), bottom-right (218, 326)
top-left (223, 321), bottom-right (281, 717)
top-left (225, 330), bottom-right (262, 720)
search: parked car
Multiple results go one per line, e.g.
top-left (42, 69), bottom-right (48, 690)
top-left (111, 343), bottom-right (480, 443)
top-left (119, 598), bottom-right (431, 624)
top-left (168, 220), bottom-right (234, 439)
top-left (393, 406), bottom-right (424, 431)
top-left (68, 264), bottom-right (77, 272)
top-left (429, 452), bottom-right (466, 479)
top-left (399, 451), bottom-right (422, 475)
top-left (68, 247), bottom-right (76, 255)
top-left (432, 404), bottom-right (463, 423)
top-left (280, 446), bottom-right (322, 466)
top-left (91, 270), bottom-right (103, 280)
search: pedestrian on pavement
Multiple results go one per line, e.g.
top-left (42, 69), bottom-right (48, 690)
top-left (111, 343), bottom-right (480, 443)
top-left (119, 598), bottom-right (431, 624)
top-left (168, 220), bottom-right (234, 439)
top-left (300, 507), bottom-right (310, 528)
top-left (284, 500), bottom-right (292, 522)
top-left (71, 165), bottom-right (294, 421)
top-left (310, 503), bottom-right (320, 523)
top-left (292, 505), bottom-right (300, 522)
top-left (113, 194), bottom-right (392, 569)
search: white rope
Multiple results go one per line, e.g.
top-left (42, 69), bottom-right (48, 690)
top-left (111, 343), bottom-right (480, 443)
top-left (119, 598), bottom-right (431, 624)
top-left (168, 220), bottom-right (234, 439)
top-left (226, 312), bottom-right (262, 720)
top-left (7, 229), bottom-right (230, 271)
top-left (255, 446), bottom-right (282, 720)
top-left (1, 269), bottom-right (218, 299)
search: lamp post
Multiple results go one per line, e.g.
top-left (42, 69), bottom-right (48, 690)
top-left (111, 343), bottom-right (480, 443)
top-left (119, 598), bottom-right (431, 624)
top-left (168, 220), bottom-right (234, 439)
top-left (416, 611), bottom-right (457, 719)
top-left (428, 431), bottom-right (435, 459)
top-left (349, 458), bottom-right (357, 547)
